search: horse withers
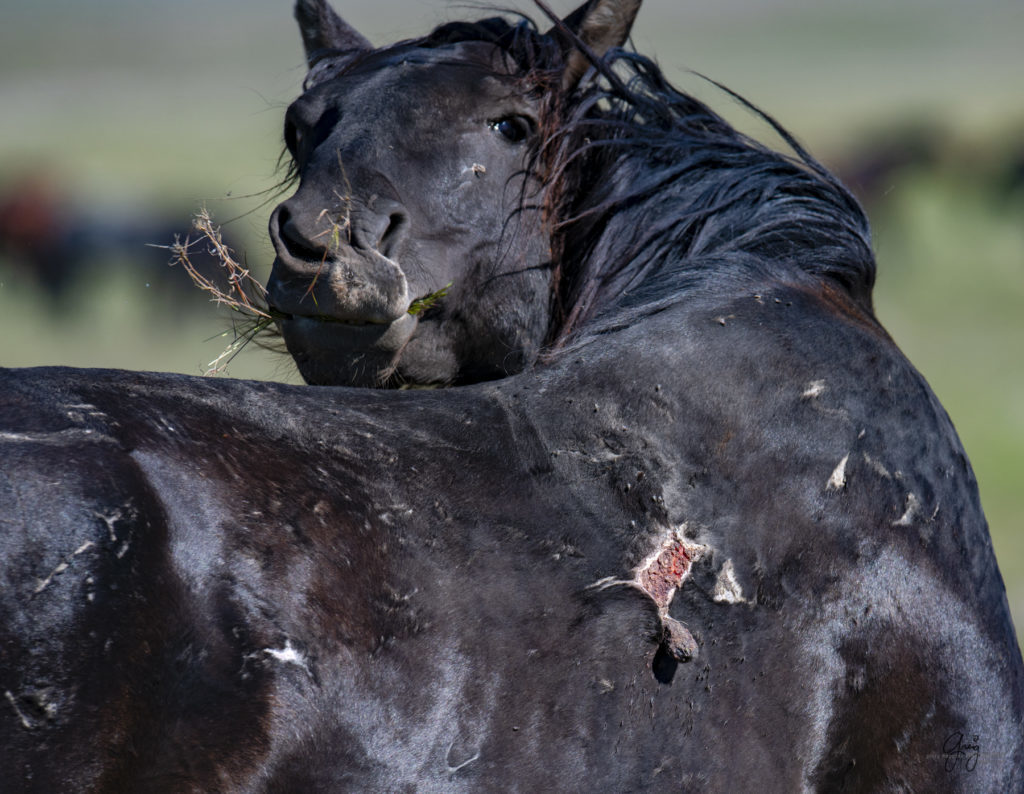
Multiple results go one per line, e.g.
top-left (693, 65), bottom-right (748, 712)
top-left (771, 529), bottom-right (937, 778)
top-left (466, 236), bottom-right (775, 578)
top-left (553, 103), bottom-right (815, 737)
top-left (1, 1), bottom-right (1021, 790)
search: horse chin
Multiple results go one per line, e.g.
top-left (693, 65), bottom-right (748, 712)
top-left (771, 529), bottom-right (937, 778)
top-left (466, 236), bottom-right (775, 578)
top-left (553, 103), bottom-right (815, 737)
top-left (279, 313), bottom-right (417, 387)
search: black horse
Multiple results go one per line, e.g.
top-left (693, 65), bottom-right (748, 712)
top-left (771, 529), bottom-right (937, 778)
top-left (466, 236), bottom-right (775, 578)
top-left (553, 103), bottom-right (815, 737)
top-left (1, 1), bottom-right (1021, 791)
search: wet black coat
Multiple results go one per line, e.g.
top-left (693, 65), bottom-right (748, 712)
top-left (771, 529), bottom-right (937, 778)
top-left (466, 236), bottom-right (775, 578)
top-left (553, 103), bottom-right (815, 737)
top-left (2, 273), bottom-right (1021, 791)
top-left (3, 1), bottom-right (1022, 790)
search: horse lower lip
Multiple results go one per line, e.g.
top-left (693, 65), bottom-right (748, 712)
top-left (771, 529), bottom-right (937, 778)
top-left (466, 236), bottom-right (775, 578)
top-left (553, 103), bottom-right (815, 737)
top-left (278, 313), bottom-right (418, 386)
top-left (273, 312), bottom-right (387, 327)
top-left (318, 316), bottom-right (384, 327)
top-left (279, 312), bottom-right (417, 349)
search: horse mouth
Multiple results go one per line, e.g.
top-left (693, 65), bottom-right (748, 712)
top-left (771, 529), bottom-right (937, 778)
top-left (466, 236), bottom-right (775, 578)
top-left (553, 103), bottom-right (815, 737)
top-left (275, 311), bottom-right (419, 387)
top-left (269, 284), bottom-right (446, 328)
top-left (265, 251), bottom-right (445, 385)
top-left (280, 313), bottom-right (389, 327)
top-left (275, 311), bottom-right (417, 341)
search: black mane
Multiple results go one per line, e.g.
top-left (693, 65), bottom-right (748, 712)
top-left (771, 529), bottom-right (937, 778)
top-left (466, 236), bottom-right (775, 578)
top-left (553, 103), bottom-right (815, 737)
top-left (305, 16), bottom-right (563, 90)
top-left (546, 51), bottom-right (876, 342)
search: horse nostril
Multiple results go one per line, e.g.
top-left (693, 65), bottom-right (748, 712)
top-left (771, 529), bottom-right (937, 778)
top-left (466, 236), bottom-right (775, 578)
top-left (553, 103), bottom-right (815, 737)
top-left (378, 211), bottom-right (409, 258)
top-left (272, 203), bottom-right (324, 263)
top-left (274, 198), bottom-right (407, 261)
top-left (272, 204), bottom-right (291, 241)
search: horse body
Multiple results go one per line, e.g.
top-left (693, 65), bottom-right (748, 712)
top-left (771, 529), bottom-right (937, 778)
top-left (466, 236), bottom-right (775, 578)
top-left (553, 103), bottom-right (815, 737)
top-left (2, 0), bottom-right (1022, 789)
top-left (3, 277), bottom-right (1020, 790)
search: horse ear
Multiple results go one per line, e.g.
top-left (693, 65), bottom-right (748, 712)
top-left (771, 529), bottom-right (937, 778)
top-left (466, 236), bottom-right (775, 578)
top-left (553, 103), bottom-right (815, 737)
top-left (558, 0), bottom-right (641, 91)
top-left (294, 0), bottom-right (372, 65)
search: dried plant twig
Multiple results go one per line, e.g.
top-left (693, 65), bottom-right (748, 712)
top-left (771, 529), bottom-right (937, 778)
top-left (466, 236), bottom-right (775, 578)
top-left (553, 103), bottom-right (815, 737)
top-left (157, 207), bottom-right (283, 375)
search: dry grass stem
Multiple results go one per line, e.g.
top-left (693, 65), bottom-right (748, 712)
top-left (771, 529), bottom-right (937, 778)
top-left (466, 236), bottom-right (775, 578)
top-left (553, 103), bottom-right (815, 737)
top-left (170, 208), bottom-right (270, 317)
top-left (161, 207), bottom-right (282, 375)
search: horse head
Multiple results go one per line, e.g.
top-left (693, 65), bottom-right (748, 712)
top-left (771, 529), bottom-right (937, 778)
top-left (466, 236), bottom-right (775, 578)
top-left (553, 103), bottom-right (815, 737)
top-left (267, 0), bottom-right (640, 387)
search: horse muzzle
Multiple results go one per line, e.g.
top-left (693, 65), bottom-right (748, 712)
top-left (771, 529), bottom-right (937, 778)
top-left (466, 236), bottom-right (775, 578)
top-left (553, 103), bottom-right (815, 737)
top-left (267, 201), bottom-right (412, 322)
top-left (267, 202), bottom-right (418, 386)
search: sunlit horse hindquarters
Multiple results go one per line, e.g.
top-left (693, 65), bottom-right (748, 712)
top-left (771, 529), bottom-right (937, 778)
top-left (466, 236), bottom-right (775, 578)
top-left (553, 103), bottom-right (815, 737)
top-left (2, 0), bottom-right (1022, 790)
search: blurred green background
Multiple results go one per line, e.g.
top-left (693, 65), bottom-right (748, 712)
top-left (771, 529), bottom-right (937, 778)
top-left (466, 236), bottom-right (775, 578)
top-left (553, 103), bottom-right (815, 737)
top-left (1, 0), bottom-right (1022, 637)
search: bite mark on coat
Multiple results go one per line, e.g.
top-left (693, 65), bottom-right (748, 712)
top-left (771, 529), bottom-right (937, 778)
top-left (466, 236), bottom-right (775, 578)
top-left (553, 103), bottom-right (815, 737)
top-left (712, 559), bottom-right (748, 604)
top-left (33, 541), bottom-right (95, 595)
top-left (445, 741), bottom-right (481, 775)
top-left (862, 452), bottom-right (891, 480)
top-left (802, 380), bottom-right (826, 399)
top-left (826, 454), bottom-right (849, 492)
top-left (893, 492), bottom-right (920, 526)
top-left (635, 527), bottom-right (706, 611)
top-left (5, 691), bottom-right (34, 730)
top-left (263, 639), bottom-right (309, 673)
top-left (588, 527), bottom-right (706, 664)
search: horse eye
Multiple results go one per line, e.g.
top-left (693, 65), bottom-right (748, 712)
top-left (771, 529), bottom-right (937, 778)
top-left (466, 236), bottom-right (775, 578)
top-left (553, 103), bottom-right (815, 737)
top-left (491, 116), bottom-right (531, 144)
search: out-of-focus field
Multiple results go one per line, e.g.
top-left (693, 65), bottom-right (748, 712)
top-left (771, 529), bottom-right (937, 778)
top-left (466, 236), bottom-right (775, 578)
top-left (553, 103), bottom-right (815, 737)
top-left (2, 1), bottom-right (1022, 637)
